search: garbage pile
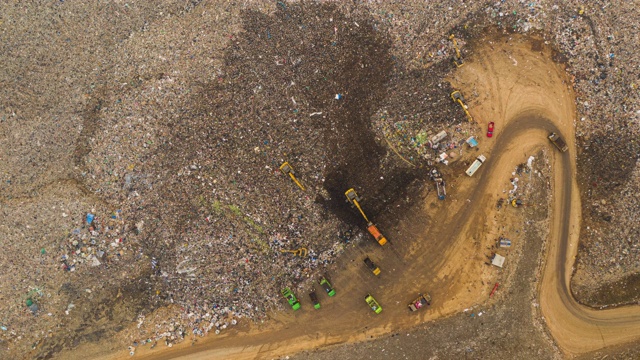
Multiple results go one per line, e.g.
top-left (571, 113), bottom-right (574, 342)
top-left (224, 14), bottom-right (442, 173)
top-left (1, 0), bottom-right (639, 357)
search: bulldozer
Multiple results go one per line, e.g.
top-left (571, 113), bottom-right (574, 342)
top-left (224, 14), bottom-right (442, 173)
top-left (449, 34), bottom-right (464, 67)
top-left (450, 90), bottom-right (474, 122)
top-left (280, 161), bottom-right (305, 191)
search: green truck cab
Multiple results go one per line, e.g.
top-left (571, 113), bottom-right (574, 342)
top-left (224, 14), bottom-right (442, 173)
top-left (309, 291), bottom-right (321, 309)
top-left (281, 288), bottom-right (301, 310)
top-left (365, 293), bottom-right (382, 314)
top-left (319, 276), bottom-right (336, 297)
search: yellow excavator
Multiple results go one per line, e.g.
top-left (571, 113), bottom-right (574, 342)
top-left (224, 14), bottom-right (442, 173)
top-left (280, 161), bottom-right (305, 191)
top-left (449, 34), bottom-right (464, 67)
top-left (280, 247), bottom-right (308, 257)
top-left (345, 188), bottom-right (369, 222)
top-left (345, 188), bottom-right (387, 246)
top-left (450, 90), bottom-right (474, 122)
top-left (511, 199), bottom-right (532, 208)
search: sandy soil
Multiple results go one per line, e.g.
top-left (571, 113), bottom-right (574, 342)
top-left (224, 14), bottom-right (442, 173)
top-left (64, 29), bottom-right (640, 360)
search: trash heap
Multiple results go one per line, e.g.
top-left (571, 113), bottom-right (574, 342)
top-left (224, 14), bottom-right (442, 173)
top-left (1, 0), bottom-right (639, 357)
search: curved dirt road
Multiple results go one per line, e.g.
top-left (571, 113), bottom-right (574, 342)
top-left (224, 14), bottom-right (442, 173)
top-left (99, 32), bottom-right (640, 360)
top-left (450, 32), bottom-right (640, 356)
top-left (490, 113), bottom-right (640, 355)
top-left (539, 124), bottom-right (640, 353)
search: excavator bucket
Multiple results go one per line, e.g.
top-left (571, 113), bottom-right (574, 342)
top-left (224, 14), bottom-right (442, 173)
top-left (450, 90), bottom-right (463, 102)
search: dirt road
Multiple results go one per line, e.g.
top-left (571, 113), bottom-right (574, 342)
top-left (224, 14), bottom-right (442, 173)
top-left (540, 118), bottom-right (640, 353)
top-left (95, 32), bottom-right (640, 360)
top-left (453, 31), bottom-right (640, 357)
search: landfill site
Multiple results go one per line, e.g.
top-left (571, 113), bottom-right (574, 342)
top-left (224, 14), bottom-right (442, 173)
top-left (1, 1), bottom-right (640, 359)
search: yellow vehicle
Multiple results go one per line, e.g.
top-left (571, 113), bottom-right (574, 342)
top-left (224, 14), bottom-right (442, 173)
top-left (408, 293), bottom-right (432, 312)
top-left (279, 247), bottom-right (308, 257)
top-left (511, 199), bottom-right (531, 208)
top-left (280, 162), bottom-right (305, 191)
top-left (365, 294), bottom-right (382, 314)
top-left (367, 223), bottom-right (388, 246)
top-left (364, 257), bottom-right (381, 276)
top-left (346, 189), bottom-right (387, 246)
top-left (345, 188), bottom-right (369, 223)
top-left (449, 34), bottom-right (464, 67)
top-left (450, 90), bottom-right (473, 122)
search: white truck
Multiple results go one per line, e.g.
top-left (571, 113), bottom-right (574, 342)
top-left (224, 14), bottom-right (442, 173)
top-left (465, 155), bottom-right (486, 176)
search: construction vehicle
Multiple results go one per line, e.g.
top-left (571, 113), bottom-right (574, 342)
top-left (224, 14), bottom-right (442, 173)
top-left (449, 34), bottom-right (464, 67)
top-left (465, 155), bottom-right (487, 176)
top-left (511, 198), bottom-right (532, 208)
top-left (345, 188), bottom-right (370, 223)
top-left (450, 90), bottom-right (474, 122)
top-left (281, 288), bottom-right (301, 310)
top-left (548, 132), bottom-right (568, 152)
top-left (280, 162), bottom-right (306, 190)
top-left (280, 247), bottom-right (308, 258)
top-left (365, 293), bottom-right (383, 314)
top-left (363, 257), bottom-right (381, 276)
top-left (309, 291), bottom-right (321, 309)
top-left (367, 223), bottom-right (388, 246)
top-left (346, 189), bottom-right (388, 246)
top-left (319, 276), bottom-right (336, 297)
top-left (430, 168), bottom-right (446, 200)
top-left (408, 293), bottom-right (432, 312)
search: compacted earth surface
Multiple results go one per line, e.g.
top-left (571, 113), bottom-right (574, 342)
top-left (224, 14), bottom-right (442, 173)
top-left (0, 1), bottom-right (639, 359)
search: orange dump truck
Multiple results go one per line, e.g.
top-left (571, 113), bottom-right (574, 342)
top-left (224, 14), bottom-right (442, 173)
top-left (367, 223), bottom-right (387, 246)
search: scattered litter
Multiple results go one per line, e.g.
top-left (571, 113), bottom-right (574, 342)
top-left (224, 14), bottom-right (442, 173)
top-left (526, 156), bottom-right (535, 168)
top-left (491, 254), bottom-right (506, 268)
top-left (499, 238), bottom-right (512, 248)
top-left (466, 136), bottom-right (478, 147)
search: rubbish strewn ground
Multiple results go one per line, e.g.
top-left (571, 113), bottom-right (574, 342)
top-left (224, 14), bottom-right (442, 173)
top-left (0, 1), bottom-right (639, 359)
